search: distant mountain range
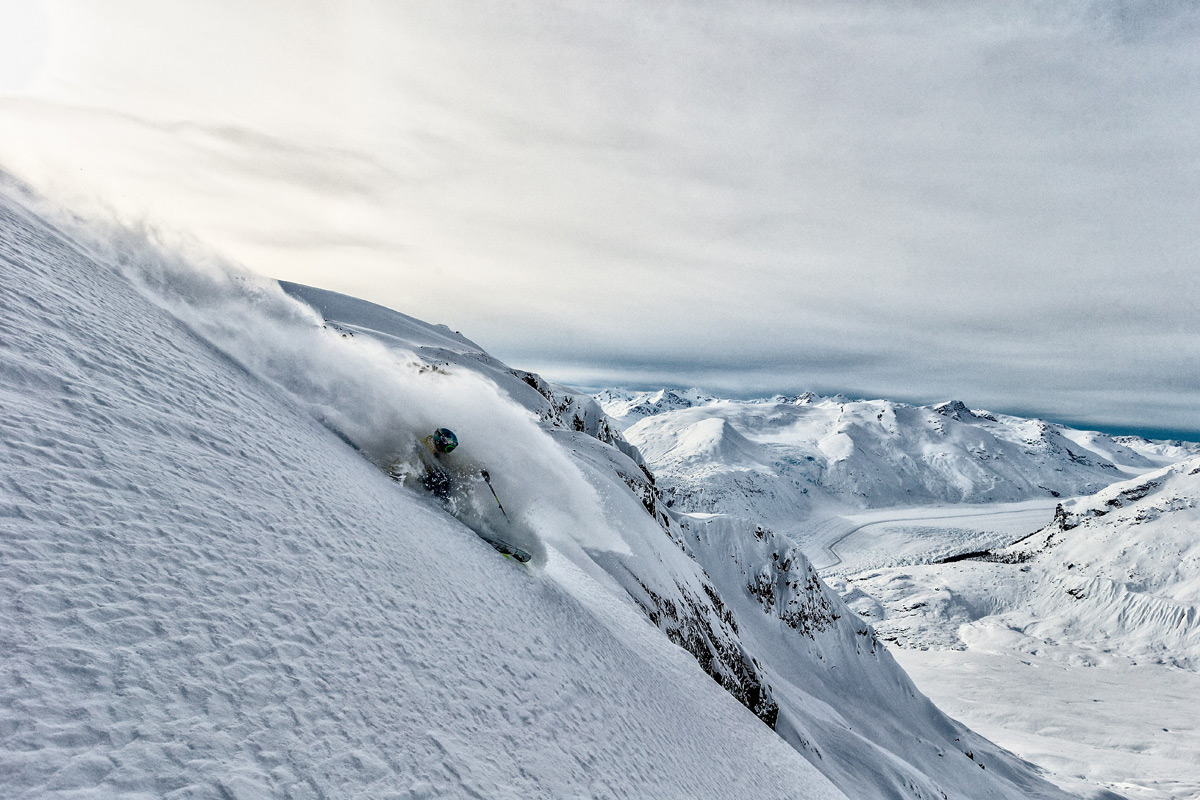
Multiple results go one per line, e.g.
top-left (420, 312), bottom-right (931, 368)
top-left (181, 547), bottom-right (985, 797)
top-left (597, 388), bottom-right (1200, 528)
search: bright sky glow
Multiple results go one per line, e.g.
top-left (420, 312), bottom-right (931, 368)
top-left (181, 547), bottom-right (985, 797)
top-left (1, 1), bottom-right (1198, 435)
top-left (0, 0), bottom-right (50, 93)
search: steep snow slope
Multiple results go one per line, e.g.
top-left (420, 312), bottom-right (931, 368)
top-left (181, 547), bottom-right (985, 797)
top-left (282, 281), bottom-right (627, 459)
top-left (0, 180), bottom-right (840, 798)
top-left (607, 390), bottom-right (1197, 528)
top-left (0, 178), bottom-right (859, 796)
top-left (0, 178), bottom-right (1073, 799)
top-left (674, 513), bottom-right (1075, 799)
top-left (274, 281), bottom-right (784, 728)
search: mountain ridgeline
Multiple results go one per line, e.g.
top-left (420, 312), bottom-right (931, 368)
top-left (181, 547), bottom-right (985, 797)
top-left (598, 388), bottom-right (1198, 527)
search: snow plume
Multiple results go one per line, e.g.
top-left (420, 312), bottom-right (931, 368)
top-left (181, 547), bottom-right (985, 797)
top-left (28, 194), bottom-right (622, 559)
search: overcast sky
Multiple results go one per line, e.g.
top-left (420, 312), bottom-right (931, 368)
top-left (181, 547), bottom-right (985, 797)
top-left (2, 0), bottom-right (1198, 436)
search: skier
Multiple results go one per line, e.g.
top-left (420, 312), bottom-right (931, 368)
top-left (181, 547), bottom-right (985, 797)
top-left (403, 427), bottom-right (531, 562)
top-left (419, 427), bottom-right (458, 501)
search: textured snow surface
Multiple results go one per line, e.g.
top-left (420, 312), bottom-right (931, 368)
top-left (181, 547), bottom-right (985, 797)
top-left (0, 181), bottom-right (842, 798)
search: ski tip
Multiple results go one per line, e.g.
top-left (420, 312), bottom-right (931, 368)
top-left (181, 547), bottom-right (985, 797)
top-left (478, 533), bottom-right (533, 564)
top-left (503, 547), bottom-right (533, 564)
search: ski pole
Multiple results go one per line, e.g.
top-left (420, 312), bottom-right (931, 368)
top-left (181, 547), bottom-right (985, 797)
top-left (480, 469), bottom-right (509, 521)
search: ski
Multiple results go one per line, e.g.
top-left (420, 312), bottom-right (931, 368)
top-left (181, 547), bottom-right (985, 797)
top-left (477, 533), bottom-right (532, 563)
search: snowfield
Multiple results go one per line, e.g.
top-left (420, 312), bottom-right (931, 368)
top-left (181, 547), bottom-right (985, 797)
top-left (0, 177), bottom-right (1075, 798)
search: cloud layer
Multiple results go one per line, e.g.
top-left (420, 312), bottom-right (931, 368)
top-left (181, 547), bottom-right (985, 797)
top-left (2, 1), bottom-right (1198, 435)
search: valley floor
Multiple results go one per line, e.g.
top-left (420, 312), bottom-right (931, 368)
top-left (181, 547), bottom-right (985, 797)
top-left (816, 503), bottom-right (1200, 800)
top-left (893, 648), bottom-right (1200, 800)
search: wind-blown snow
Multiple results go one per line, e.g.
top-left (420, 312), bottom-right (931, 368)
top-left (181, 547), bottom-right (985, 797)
top-left (110, 237), bottom-right (631, 562)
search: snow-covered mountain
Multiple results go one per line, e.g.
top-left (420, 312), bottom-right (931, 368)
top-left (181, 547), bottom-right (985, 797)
top-left (839, 459), bottom-right (1200, 798)
top-left (0, 176), bottom-right (1073, 798)
top-left (847, 457), bottom-right (1200, 664)
top-left (601, 389), bottom-right (1198, 529)
top-left (594, 387), bottom-right (719, 427)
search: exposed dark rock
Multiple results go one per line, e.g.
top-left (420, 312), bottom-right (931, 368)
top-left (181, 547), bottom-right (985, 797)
top-left (749, 549), bottom-right (839, 638)
top-left (628, 573), bottom-right (778, 729)
top-left (933, 400), bottom-right (979, 422)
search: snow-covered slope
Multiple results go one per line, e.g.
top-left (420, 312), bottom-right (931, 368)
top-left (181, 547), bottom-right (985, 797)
top-left (0, 177), bottom-right (1072, 799)
top-left (996, 459), bottom-right (1200, 665)
top-left (844, 458), bottom-right (1200, 664)
top-left (0, 178), bottom-right (837, 798)
top-left (279, 285), bottom-right (1070, 799)
top-left (283, 281), bottom-right (628, 459)
top-left (606, 389), bottom-right (1197, 528)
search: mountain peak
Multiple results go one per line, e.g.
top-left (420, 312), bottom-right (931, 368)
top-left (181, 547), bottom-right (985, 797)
top-left (933, 399), bottom-right (979, 422)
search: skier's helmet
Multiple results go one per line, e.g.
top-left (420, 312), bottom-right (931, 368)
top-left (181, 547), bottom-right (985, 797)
top-left (432, 427), bottom-right (458, 454)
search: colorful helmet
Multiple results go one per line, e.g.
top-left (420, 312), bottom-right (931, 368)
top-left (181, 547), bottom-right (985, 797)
top-left (432, 427), bottom-right (458, 454)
